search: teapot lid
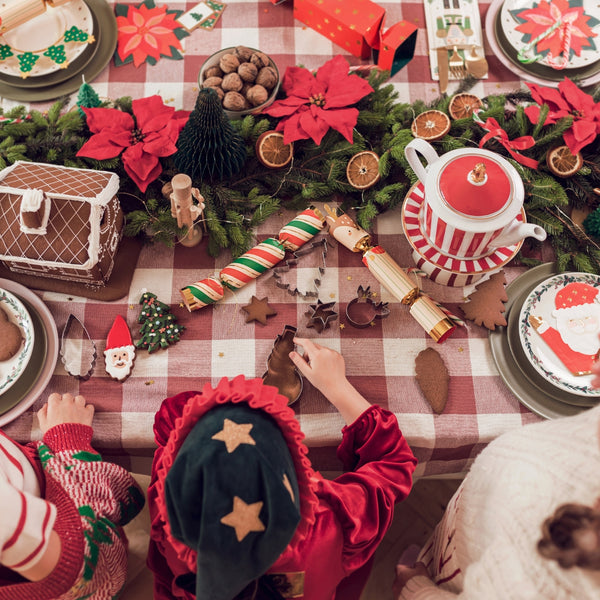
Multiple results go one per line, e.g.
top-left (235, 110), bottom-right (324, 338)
top-left (438, 155), bottom-right (512, 217)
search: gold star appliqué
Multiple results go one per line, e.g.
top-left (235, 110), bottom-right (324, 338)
top-left (211, 419), bottom-right (256, 453)
top-left (221, 496), bottom-right (265, 542)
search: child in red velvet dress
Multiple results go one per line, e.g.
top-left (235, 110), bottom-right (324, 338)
top-left (147, 337), bottom-right (417, 600)
top-left (0, 393), bottom-right (144, 600)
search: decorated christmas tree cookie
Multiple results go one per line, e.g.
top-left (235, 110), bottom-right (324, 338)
top-left (136, 292), bottom-right (185, 353)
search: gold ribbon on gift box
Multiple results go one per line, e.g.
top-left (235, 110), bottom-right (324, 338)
top-left (0, 0), bottom-right (73, 35)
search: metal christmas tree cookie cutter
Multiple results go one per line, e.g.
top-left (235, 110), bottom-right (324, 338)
top-left (60, 313), bottom-right (96, 380)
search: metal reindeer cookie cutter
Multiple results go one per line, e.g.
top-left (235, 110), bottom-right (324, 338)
top-left (345, 285), bottom-right (390, 328)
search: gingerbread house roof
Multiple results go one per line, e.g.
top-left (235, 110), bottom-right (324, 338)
top-left (0, 161), bottom-right (120, 271)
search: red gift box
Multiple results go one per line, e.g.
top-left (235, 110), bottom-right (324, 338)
top-left (293, 0), bottom-right (385, 60)
top-left (372, 18), bottom-right (418, 76)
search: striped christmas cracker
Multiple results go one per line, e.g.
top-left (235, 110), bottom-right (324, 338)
top-left (219, 237), bottom-right (286, 290)
top-left (278, 207), bottom-right (325, 251)
top-left (0, 0), bottom-right (45, 34)
top-left (180, 277), bottom-right (224, 312)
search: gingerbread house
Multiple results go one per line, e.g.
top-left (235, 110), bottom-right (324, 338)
top-left (0, 161), bottom-right (123, 286)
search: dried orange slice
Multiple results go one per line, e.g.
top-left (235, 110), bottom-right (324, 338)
top-left (448, 93), bottom-right (483, 120)
top-left (546, 145), bottom-right (583, 178)
top-left (256, 131), bottom-right (293, 168)
top-left (346, 150), bottom-right (381, 190)
top-left (411, 110), bottom-right (451, 141)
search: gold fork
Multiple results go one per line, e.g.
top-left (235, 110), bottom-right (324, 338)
top-left (448, 46), bottom-right (466, 80)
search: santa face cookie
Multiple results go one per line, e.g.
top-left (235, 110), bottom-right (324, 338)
top-left (104, 315), bottom-right (135, 382)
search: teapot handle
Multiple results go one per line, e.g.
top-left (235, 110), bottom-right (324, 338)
top-left (404, 138), bottom-right (440, 184)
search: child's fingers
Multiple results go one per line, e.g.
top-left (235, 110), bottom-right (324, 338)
top-left (289, 350), bottom-right (312, 377)
top-left (293, 337), bottom-right (320, 354)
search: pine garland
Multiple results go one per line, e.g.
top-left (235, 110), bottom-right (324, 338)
top-left (1, 74), bottom-right (600, 272)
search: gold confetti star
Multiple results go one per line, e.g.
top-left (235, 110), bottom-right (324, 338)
top-left (458, 347), bottom-right (464, 353)
top-left (218, 352), bottom-right (224, 357)
top-left (179, 302), bottom-right (185, 308)
top-left (212, 419), bottom-right (256, 453)
top-left (347, 276), bottom-right (353, 281)
top-left (339, 323), bottom-right (345, 329)
top-left (329, 293), bottom-right (336, 299)
top-left (145, 380), bottom-right (155, 385)
top-left (221, 497), bottom-right (265, 542)
top-left (129, 304), bottom-right (134, 310)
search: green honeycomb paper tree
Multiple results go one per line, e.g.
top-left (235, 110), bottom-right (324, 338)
top-left (135, 292), bottom-right (185, 353)
top-left (173, 87), bottom-right (247, 181)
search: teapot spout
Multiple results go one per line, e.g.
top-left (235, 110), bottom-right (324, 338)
top-left (492, 222), bottom-right (547, 248)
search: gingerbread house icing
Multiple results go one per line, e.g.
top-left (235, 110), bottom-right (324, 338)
top-left (0, 161), bottom-right (123, 286)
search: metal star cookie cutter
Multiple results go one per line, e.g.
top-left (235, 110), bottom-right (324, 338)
top-left (60, 313), bottom-right (96, 380)
top-left (305, 299), bottom-right (338, 334)
top-left (271, 237), bottom-right (329, 299)
top-left (346, 285), bottom-right (390, 328)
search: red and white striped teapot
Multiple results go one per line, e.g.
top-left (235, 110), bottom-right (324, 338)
top-left (405, 138), bottom-right (546, 259)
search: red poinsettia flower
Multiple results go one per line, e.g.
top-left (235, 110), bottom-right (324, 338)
top-left (514, 0), bottom-right (596, 59)
top-left (77, 95), bottom-right (189, 193)
top-left (262, 55), bottom-right (373, 145)
top-left (524, 78), bottom-right (600, 155)
top-left (117, 3), bottom-right (183, 68)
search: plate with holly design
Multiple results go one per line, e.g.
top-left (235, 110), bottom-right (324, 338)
top-left (0, 0), bottom-right (95, 79)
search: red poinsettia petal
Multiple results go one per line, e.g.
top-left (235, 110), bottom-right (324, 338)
top-left (558, 77), bottom-right (596, 113)
top-left (122, 143), bottom-right (162, 193)
top-left (297, 105), bottom-right (331, 146)
top-left (83, 106), bottom-right (134, 135)
top-left (262, 95), bottom-right (311, 118)
top-left (142, 128), bottom-right (179, 157)
top-left (76, 132), bottom-right (128, 160)
top-left (526, 82), bottom-right (570, 114)
top-left (122, 34), bottom-right (143, 58)
top-left (278, 111), bottom-right (312, 145)
top-left (132, 96), bottom-right (175, 133)
top-left (318, 106), bottom-right (359, 143)
top-left (324, 74), bottom-right (373, 109)
top-left (281, 66), bottom-right (319, 98)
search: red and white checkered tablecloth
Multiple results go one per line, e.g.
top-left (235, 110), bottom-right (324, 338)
top-left (1, 0), bottom-right (542, 477)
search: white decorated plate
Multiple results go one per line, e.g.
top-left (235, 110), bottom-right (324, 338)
top-left (518, 272), bottom-right (600, 397)
top-left (0, 289), bottom-right (35, 396)
top-left (499, 0), bottom-right (600, 71)
top-left (0, 0), bottom-right (95, 78)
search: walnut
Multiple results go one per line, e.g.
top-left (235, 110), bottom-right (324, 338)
top-left (238, 62), bottom-right (258, 83)
top-left (234, 45), bottom-right (253, 62)
top-left (245, 84), bottom-right (268, 107)
top-left (203, 65), bottom-right (223, 79)
top-left (256, 66), bottom-right (278, 90)
top-left (222, 72), bottom-right (243, 92)
top-left (202, 76), bottom-right (223, 89)
top-left (212, 86), bottom-right (225, 102)
top-left (219, 53), bottom-right (240, 73)
top-left (240, 83), bottom-right (252, 97)
top-left (223, 91), bottom-right (248, 111)
top-left (250, 51), bottom-right (270, 69)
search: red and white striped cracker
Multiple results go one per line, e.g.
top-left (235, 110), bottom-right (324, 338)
top-left (278, 208), bottom-right (325, 251)
top-left (180, 277), bottom-right (224, 312)
top-left (219, 238), bottom-right (285, 290)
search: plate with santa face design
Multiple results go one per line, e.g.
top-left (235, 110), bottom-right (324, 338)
top-left (518, 272), bottom-right (600, 397)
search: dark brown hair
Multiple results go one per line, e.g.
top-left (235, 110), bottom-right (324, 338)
top-left (538, 503), bottom-right (600, 570)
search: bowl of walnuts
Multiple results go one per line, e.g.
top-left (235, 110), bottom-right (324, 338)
top-left (198, 46), bottom-right (280, 119)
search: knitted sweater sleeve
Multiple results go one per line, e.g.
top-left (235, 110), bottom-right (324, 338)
top-left (38, 423), bottom-right (145, 599)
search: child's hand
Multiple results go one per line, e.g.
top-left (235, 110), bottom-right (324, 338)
top-left (290, 337), bottom-right (371, 425)
top-left (289, 337), bottom-right (346, 398)
top-left (37, 393), bottom-right (95, 434)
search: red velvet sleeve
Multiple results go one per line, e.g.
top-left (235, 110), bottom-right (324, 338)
top-left (320, 405), bottom-right (417, 573)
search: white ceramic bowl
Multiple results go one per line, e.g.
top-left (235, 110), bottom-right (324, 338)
top-left (198, 46), bottom-right (280, 119)
top-left (0, 288), bottom-right (35, 395)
